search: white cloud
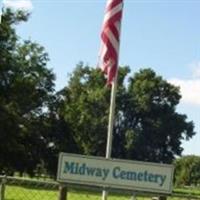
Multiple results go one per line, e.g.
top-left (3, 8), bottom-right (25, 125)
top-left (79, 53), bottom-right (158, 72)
top-left (169, 78), bottom-right (200, 106)
top-left (189, 61), bottom-right (200, 78)
top-left (3, 0), bottom-right (33, 11)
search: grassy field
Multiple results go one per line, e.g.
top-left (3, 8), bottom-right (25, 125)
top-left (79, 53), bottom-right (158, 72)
top-left (5, 185), bottom-right (133, 200)
top-left (4, 185), bottom-right (200, 200)
top-left (174, 187), bottom-right (200, 196)
top-left (3, 175), bottom-right (200, 200)
top-left (5, 185), bottom-right (57, 200)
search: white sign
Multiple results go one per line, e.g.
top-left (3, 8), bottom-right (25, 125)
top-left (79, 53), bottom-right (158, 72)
top-left (57, 153), bottom-right (174, 194)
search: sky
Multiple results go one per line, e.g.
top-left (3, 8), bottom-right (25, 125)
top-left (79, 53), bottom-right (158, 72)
top-left (1, 0), bottom-right (200, 156)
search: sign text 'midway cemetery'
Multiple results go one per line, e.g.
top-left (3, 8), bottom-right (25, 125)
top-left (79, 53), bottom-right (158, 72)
top-left (57, 153), bottom-right (174, 194)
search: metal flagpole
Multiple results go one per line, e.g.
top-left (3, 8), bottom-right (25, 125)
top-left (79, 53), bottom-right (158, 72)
top-left (102, 71), bottom-right (118, 200)
top-left (100, 1), bottom-right (124, 199)
top-left (0, 1), bottom-right (3, 24)
top-left (102, 21), bottom-right (122, 200)
top-left (106, 74), bottom-right (118, 159)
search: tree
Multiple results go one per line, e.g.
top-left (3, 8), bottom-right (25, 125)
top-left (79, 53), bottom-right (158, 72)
top-left (0, 9), bottom-right (55, 175)
top-left (40, 94), bottom-right (79, 176)
top-left (116, 69), bottom-right (195, 163)
top-left (58, 63), bottom-right (111, 156)
top-left (60, 65), bottom-right (195, 164)
top-left (174, 155), bottom-right (200, 186)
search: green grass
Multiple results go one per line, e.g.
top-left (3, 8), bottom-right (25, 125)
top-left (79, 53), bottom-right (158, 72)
top-left (173, 187), bottom-right (200, 197)
top-left (5, 185), bottom-right (132, 200)
top-left (4, 185), bottom-right (200, 200)
top-left (5, 186), bottom-right (57, 200)
top-left (4, 186), bottom-right (166, 200)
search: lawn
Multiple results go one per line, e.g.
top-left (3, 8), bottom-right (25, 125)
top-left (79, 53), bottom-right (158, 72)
top-left (5, 185), bottom-right (57, 200)
top-left (3, 185), bottom-right (171, 200)
top-left (5, 185), bottom-right (132, 200)
top-left (4, 185), bottom-right (200, 200)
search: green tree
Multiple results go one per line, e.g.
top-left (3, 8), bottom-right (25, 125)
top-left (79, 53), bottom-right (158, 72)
top-left (58, 62), bottom-right (129, 157)
top-left (118, 69), bottom-right (195, 163)
top-left (41, 95), bottom-right (79, 176)
top-left (59, 63), bottom-right (111, 156)
top-left (174, 155), bottom-right (200, 186)
top-left (0, 9), bottom-right (55, 175)
top-left (60, 65), bottom-right (195, 164)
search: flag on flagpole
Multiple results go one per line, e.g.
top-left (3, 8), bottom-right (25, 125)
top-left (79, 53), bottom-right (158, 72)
top-left (0, 1), bottom-right (3, 24)
top-left (99, 0), bottom-right (123, 85)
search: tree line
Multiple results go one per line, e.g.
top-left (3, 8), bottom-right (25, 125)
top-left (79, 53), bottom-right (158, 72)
top-left (0, 9), bottom-right (198, 185)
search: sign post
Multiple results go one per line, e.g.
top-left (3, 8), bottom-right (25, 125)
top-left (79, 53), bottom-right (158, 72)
top-left (58, 184), bottom-right (67, 200)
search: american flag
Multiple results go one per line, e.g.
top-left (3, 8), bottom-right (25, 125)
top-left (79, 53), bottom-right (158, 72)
top-left (99, 0), bottom-right (124, 85)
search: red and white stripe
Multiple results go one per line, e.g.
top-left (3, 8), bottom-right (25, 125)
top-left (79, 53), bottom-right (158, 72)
top-left (99, 0), bottom-right (123, 85)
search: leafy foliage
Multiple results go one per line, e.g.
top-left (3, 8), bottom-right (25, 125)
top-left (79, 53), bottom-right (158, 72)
top-left (60, 65), bottom-right (195, 164)
top-left (0, 9), bottom-right (55, 175)
top-left (58, 63), bottom-right (111, 156)
top-left (174, 155), bottom-right (200, 186)
top-left (119, 69), bottom-right (195, 163)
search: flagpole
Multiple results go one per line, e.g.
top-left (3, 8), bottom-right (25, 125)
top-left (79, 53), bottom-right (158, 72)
top-left (106, 72), bottom-right (118, 159)
top-left (102, 71), bottom-right (118, 200)
top-left (102, 15), bottom-right (123, 200)
top-left (0, 2), bottom-right (3, 24)
top-left (100, 1), bottom-right (124, 199)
